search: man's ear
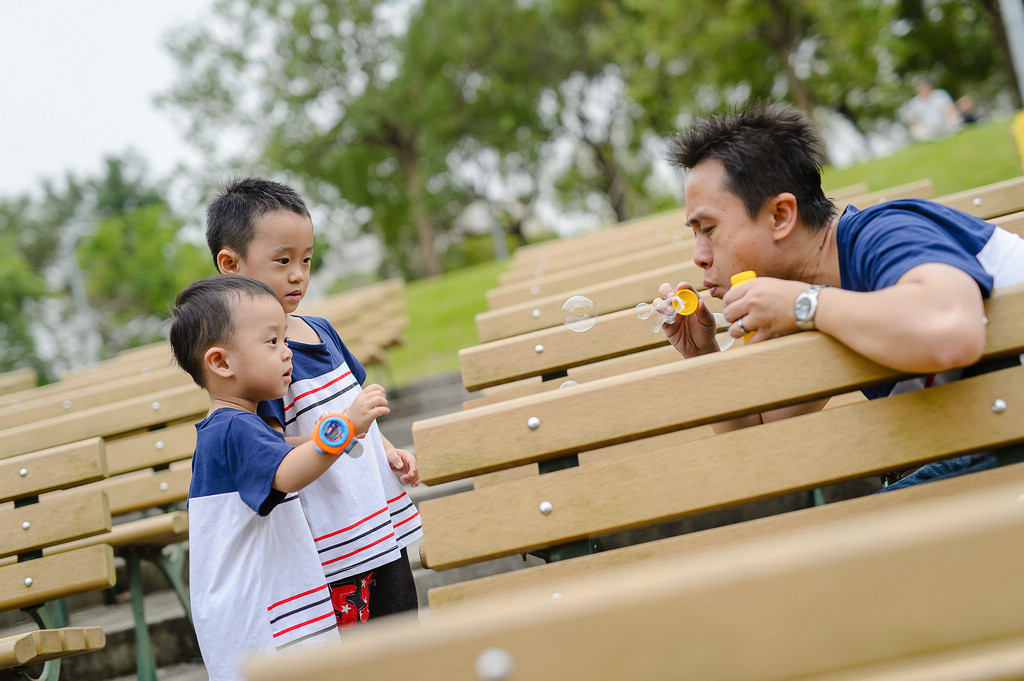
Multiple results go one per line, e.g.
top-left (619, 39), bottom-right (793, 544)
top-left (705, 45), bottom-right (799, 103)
top-left (204, 346), bottom-right (233, 379)
top-left (216, 249), bottom-right (243, 274)
top-left (768, 192), bottom-right (799, 242)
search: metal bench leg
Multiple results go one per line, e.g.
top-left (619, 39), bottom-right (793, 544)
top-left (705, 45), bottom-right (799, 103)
top-left (125, 548), bottom-right (159, 681)
top-left (18, 604), bottom-right (60, 681)
top-left (153, 544), bottom-right (193, 627)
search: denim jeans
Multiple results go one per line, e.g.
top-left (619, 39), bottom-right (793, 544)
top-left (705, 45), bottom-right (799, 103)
top-left (877, 452), bottom-right (999, 493)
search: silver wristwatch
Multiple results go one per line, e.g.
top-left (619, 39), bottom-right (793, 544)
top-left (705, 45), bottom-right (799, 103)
top-left (794, 285), bottom-right (826, 331)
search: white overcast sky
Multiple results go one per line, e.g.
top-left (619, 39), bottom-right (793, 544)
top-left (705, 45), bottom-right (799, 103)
top-left (0, 1), bottom-right (214, 199)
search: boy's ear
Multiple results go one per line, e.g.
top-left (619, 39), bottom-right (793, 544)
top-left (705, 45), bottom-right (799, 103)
top-left (204, 346), bottom-right (233, 379)
top-left (216, 248), bottom-right (243, 274)
top-left (768, 192), bottom-right (799, 242)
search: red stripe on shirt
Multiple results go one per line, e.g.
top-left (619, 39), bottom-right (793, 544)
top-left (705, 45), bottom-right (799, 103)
top-left (394, 512), bottom-right (420, 528)
top-left (284, 371), bottom-right (353, 412)
top-left (314, 507), bottom-right (388, 542)
top-left (267, 584), bottom-right (329, 612)
top-left (322, 533), bottom-right (396, 566)
top-left (387, 492), bottom-right (408, 504)
top-left (272, 610), bottom-right (335, 638)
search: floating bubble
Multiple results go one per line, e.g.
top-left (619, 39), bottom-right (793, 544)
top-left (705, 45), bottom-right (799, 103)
top-left (562, 295), bottom-right (598, 332)
top-left (558, 380), bottom-right (578, 389)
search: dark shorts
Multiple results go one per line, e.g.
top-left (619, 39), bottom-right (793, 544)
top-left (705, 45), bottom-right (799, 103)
top-left (327, 547), bottom-right (418, 629)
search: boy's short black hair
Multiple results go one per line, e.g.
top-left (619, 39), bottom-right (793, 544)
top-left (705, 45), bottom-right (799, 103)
top-left (205, 177), bottom-right (311, 267)
top-left (668, 102), bottom-right (837, 231)
top-left (170, 274), bottom-right (280, 388)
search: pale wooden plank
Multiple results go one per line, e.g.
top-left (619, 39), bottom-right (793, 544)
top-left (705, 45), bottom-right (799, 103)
top-left (419, 364), bottom-right (1024, 568)
top-left (432, 461), bottom-right (1024, 607)
top-left (0, 383), bottom-right (207, 461)
top-left (0, 490), bottom-right (111, 559)
top-left (476, 261), bottom-right (705, 342)
top-left (936, 176), bottom-right (1024, 220)
top-left (245, 480), bottom-right (1024, 681)
top-left (0, 545), bottom-right (116, 611)
top-left (489, 238), bottom-right (694, 309)
top-left (0, 627), bottom-right (106, 669)
top-left (103, 421), bottom-right (196, 476)
top-left (0, 366), bottom-right (190, 431)
top-left (0, 368), bottom-right (37, 397)
top-left (0, 438), bottom-right (106, 503)
top-left (419, 283), bottom-right (1024, 484)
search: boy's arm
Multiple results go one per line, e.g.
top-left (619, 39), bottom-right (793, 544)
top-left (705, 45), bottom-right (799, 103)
top-left (273, 440), bottom-right (344, 492)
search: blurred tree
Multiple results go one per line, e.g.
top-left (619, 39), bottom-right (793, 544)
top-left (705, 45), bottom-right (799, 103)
top-left (162, 0), bottom-right (566, 278)
top-left (0, 155), bottom-right (210, 381)
top-left (892, 0), bottom-right (1019, 109)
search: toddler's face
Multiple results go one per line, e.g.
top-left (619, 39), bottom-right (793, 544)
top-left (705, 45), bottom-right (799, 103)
top-left (225, 294), bottom-right (293, 401)
top-left (236, 210), bottom-right (315, 313)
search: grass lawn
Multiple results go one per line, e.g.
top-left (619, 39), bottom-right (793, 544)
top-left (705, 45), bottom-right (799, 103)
top-left (375, 116), bottom-right (1023, 388)
top-left (822, 114), bottom-right (1021, 196)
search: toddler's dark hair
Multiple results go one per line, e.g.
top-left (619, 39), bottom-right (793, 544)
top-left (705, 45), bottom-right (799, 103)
top-left (170, 275), bottom-right (279, 388)
top-left (205, 177), bottom-right (310, 267)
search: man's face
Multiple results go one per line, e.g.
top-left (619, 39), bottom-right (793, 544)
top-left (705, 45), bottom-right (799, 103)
top-left (684, 159), bottom-right (775, 299)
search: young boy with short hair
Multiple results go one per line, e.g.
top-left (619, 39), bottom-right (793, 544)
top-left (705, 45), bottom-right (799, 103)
top-left (170, 274), bottom-right (387, 680)
top-left (205, 177), bottom-right (423, 627)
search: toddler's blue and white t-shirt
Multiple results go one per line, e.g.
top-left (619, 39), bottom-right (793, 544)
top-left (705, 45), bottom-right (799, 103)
top-left (188, 408), bottom-right (340, 681)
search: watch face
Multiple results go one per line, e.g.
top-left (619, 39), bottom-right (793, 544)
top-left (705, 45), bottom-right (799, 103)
top-left (795, 296), bottom-right (812, 320)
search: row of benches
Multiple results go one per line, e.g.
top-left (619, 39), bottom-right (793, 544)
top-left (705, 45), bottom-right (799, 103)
top-left (243, 176), bottom-right (1024, 679)
top-left (0, 278), bottom-right (408, 679)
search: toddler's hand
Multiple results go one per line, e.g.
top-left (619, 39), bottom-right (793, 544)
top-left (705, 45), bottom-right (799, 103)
top-left (385, 446), bottom-right (420, 487)
top-left (345, 383), bottom-right (390, 437)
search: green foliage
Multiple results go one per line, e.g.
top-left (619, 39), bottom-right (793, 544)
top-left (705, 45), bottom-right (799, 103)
top-left (77, 202), bottom-right (213, 346)
top-left (163, 0), bottom-right (568, 279)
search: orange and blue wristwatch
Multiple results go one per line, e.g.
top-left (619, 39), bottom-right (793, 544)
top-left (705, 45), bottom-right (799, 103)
top-left (311, 413), bottom-right (357, 456)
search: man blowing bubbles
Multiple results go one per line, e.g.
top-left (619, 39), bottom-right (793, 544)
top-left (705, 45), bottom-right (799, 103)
top-left (658, 102), bottom-right (1024, 489)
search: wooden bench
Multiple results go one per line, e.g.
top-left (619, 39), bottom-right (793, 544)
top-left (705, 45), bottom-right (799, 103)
top-left (0, 382), bottom-right (207, 680)
top-left (245, 470), bottom-right (1024, 680)
top-left (239, 279), bottom-right (1024, 681)
top-left (0, 439), bottom-right (114, 678)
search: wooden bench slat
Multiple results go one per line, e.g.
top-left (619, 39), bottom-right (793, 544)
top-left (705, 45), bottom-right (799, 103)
top-left (0, 626), bottom-right (106, 669)
top-left (103, 421), bottom-right (196, 476)
top-left (0, 491), bottom-right (111, 559)
top-left (936, 176), bottom-right (1024, 220)
top-left (0, 384), bottom-right (207, 461)
top-left (0, 545), bottom-right (115, 611)
top-left (476, 262), bottom-right (705, 342)
top-left (431, 460), bottom-right (1024, 607)
top-left (245, 480), bottom-right (1024, 681)
top-left (0, 438), bottom-right (106, 503)
top-left (49, 511), bottom-right (189, 554)
top-left (419, 364), bottom-right (1024, 568)
top-left (421, 283), bottom-right (1024, 484)
top-left (96, 467), bottom-right (191, 515)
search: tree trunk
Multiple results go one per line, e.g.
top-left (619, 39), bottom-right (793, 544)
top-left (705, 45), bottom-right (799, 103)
top-left (587, 139), bottom-right (630, 223)
top-left (979, 0), bottom-right (1024, 109)
top-left (397, 141), bottom-right (442, 278)
top-left (763, 0), bottom-right (815, 116)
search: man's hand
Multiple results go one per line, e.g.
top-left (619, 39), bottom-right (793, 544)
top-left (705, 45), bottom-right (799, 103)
top-left (722, 277), bottom-right (809, 342)
top-left (657, 282), bottom-right (719, 357)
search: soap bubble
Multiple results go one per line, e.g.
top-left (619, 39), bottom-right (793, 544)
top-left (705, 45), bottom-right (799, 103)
top-left (562, 296), bottom-right (597, 332)
top-left (558, 380), bottom-right (578, 389)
